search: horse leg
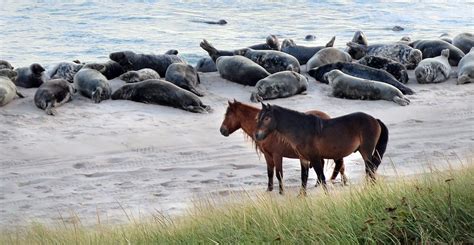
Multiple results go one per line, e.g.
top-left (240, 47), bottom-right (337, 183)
top-left (359, 143), bottom-right (378, 183)
top-left (331, 158), bottom-right (347, 185)
top-left (312, 158), bottom-right (328, 193)
top-left (314, 159), bottom-right (325, 187)
top-left (263, 153), bottom-right (275, 192)
top-left (273, 156), bottom-right (284, 195)
top-left (299, 160), bottom-right (310, 197)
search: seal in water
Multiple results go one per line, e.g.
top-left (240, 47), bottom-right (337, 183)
top-left (457, 47), bottom-right (474, 85)
top-left (306, 47), bottom-right (352, 71)
top-left (14, 63), bottom-right (47, 88)
top-left (414, 49), bottom-right (451, 84)
top-left (191, 19), bottom-right (227, 25)
top-left (325, 70), bottom-right (410, 106)
top-left (346, 42), bottom-right (422, 69)
top-left (165, 63), bottom-right (203, 96)
top-left (195, 57), bottom-right (217, 72)
top-left (308, 62), bottom-right (414, 95)
top-left (73, 63), bottom-right (112, 103)
top-left (280, 36), bottom-right (336, 65)
top-left (109, 51), bottom-right (185, 77)
top-left (0, 69), bottom-right (24, 106)
top-left (452, 33), bottom-right (474, 54)
top-left (200, 39), bottom-right (300, 73)
top-left (250, 71), bottom-right (308, 102)
top-left (357, 56), bottom-right (409, 84)
top-left (119, 68), bottom-right (160, 83)
top-left (34, 79), bottom-right (75, 115)
top-left (215, 56), bottom-right (270, 86)
top-left (409, 39), bottom-right (465, 66)
top-left (112, 79), bottom-right (211, 113)
top-left (304, 34), bottom-right (316, 41)
top-left (47, 61), bottom-right (84, 83)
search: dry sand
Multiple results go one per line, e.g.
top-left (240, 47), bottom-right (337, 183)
top-left (0, 66), bottom-right (472, 227)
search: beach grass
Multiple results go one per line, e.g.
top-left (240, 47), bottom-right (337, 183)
top-left (1, 166), bottom-right (473, 244)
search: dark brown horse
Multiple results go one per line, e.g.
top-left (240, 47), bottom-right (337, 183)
top-left (220, 100), bottom-right (346, 194)
top-left (255, 103), bottom-right (388, 191)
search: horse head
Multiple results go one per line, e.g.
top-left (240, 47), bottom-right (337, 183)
top-left (255, 102), bottom-right (277, 141)
top-left (220, 99), bottom-right (241, 137)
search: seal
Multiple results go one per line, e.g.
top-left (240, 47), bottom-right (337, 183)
top-left (439, 33), bottom-right (452, 44)
top-left (250, 71), bottom-right (308, 102)
top-left (357, 55), bottom-right (409, 84)
top-left (14, 63), bottom-right (47, 88)
top-left (164, 49), bottom-right (179, 55)
top-left (47, 61), bottom-right (84, 83)
top-left (119, 68), bottom-right (160, 83)
top-left (280, 36), bottom-right (336, 65)
top-left (0, 69), bottom-right (23, 106)
top-left (165, 63), bottom-right (203, 96)
top-left (215, 56), bottom-right (270, 86)
top-left (408, 39), bottom-right (465, 66)
top-left (248, 35), bottom-right (280, 50)
top-left (191, 19), bottom-right (227, 25)
top-left (346, 42), bottom-right (422, 69)
top-left (414, 49), bottom-right (451, 84)
top-left (200, 39), bottom-right (300, 73)
top-left (34, 79), bottom-right (75, 115)
top-left (112, 79), bottom-right (211, 113)
top-left (452, 33), bottom-right (474, 54)
top-left (346, 30), bottom-right (368, 59)
top-left (325, 70), bottom-right (410, 106)
top-left (0, 60), bottom-right (14, 70)
top-left (304, 34), bottom-right (316, 41)
top-left (457, 47), bottom-right (474, 85)
top-left (306, 47), bottom-right (352, 71)
top-left (73, 63), bottom-right (112, 103)
top-left (195, 57), bottom-right (217, 72)
top-left (308, 62), bottom-right (414, 95)
top-left (99, 60), bottom-right (128, 79)
top-left (109, 51), bottom-right (185, 77)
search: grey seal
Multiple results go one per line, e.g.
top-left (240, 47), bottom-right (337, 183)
top-left (0, 60), bottom-right (14, 70)
top-left (357, 56), bottom-right (409, 84)
top-left (191, 19), bottom-right (227, 25)
top-left (73, 63), bottom-right (112, 103)
top-left (308, 62), bottom-right (414, 95)
top-left (248, 35), bottom-right (281, 51)
top-left (457, 47), bottom-right (474, 85)
top-left (215, 56), bottom-right (270, 86)
top-left (34, 79), bottom-right (75, 115)
top-left (409, 39), bottom-right (465, 66)
top-left (439, 33), bottom-right (452, 44)
top-left (165, 63), bottom-right (203, 96)
top-left (280, 36), bottom-right (335, 65)
top-left (306, 47), bottom-right (352, 71)
top-left (200, 39), bottom-right (300, 73)
top-left (414, 49), bottom-right (451, 84)
top-left (325, 70), bottom-right (410, 106)
top-left (119, 68), bottom-right (160, 83)
top-left (195, 57), bottom-right (217, 72)
top-left (109, 51), bottom-right (185, 77)
top-left (14, 63), bottom-right (47, 88)
top-left (47, 61), bottom-right (84, 83)
top-left (346, 31), bottom-right (368, 59)
top-left (452, 33), bottom-right (474, 54)
top-left (112, 79), bottom-right (211, 113)
top-left (304, 35), bottom-right (316, 41)
top-left (0, 69), bottom-right (23, 106)
top-left (346, 42), bottom-right (422, 69)
top-left (250, 71), bottom-right (308, 102)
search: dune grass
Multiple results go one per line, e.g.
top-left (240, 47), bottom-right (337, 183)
top-left (1, 166), bottom-right (473, 244)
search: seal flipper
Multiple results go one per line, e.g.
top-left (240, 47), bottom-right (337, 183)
top-left (92, 88), bottom-right (103, 103)
top-left (16, 90), bottom-right (25, 98)
top-left (190, 87), bottom-right (204, 97)
top-left (393, 96), bottom-right (410, 106)
top-left (45, 102), bottom-right (57, 116)
top-left (200, 39), bottom-right (220, 62)
top-left (325, 36), bottom-right (336, 47)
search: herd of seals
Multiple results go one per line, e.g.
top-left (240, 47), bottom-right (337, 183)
top-left (0, 31), bottom-right (473, 113)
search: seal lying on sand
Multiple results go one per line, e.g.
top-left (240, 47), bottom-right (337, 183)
top-left (0, 60), bottom-right (14, 70)
top-left (119, 68), bottom-right (160, 83)
top-left (452, 33), bottom-right (474, 54)
top-left (34, 79), bottom-right (75, 115)
top-left (357, 56), bottom-right (409, 84)
top-left (409, 39), bottom-right (464, 66)
top-left (280, 36), bottom-right (335, 65)
top-left (457, 47), bottom-right (474, 85)
top-left (439, 33), bottom-right (452, 44)
top-left (47, 61), bottom-right (84, 83)
top-left (200, 39), bottom-right (300, 73)
top-left (248, 35), bottom-right (281, 51)
top-left (414, 49), bottom-right (451, 84)
top-left (308, 62), bottom-right (414, 95)
top-left (216, 56), bottom-right (270, 86)
top-left (306, 47), bottom-right (352, 71)
top-left (14, 63), bottom-right (47, 88)
top-left (109, 51), bottom-right (185, 77)
top-left (0, 69), bottom-right (23, 106)
top-left (346, 42), bottom-right (422, 69)
top-left (165, 63), bottom-right (203, 96)
top-left (346, 31), bottom-right (368, 59)
top-left (325, 70), bottom-right (410, 106)
top-left (196, 57), bottom-right (217, 72)
top-left (250, 71), bottom-right (308, 102)
top-left (74, 63), bottom-right (112, 103)
top-left (112, 79), bottom-right (211, 113)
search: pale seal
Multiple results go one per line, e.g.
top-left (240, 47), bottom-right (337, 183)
top-left (414, 49), bottom-right (451, 84)
top-left (250, 71), bottom-right (308, 102)
top-left (73, 63), bottom-right (112, 103)
top-left (165, 63), bottom-right (203, 96)
top-left (306, 47), bottom-right (352, 71)
top-left (457, 47), bottom-right (474, 85)
top-left (34, 79), bottom-right (75, 115)
top-left (280, 36), bottom-right (335, 65)
top-left (119, 68), bottom-right (160, 83)
top-left (0, 69), bottom-right (23, 106)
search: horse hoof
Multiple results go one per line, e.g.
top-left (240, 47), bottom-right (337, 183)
top-left (266, 187), bottom-right (273, 192)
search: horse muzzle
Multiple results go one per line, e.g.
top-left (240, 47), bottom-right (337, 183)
top-left (254, 130), bottom-right (267, 141)
top-left (220, 126), bottom-right (229, 137)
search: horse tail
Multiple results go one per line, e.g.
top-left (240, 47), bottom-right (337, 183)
top-left (374, 119), bottom-right (389, 165)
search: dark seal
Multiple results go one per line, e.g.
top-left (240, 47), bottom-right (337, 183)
top-left (452, 33), bottom-right (474, 54)
top-left (409, 39), bottom-right (465, 66)
top-left (357, 56), bottom-right (409, 84)
top-left (34, 79), bottom-right (75, 115)
top-left (195, 57), bottom-right (217, 72)
top-left (215, 56), bottom-right (270, 86)
top-left (109, 51), bottom-right (186, 77)
top-left (14, 63), bottom-right (47, 88)
top-left (165, 63), bottom-right (203, 96)
top-left (73, 63), bottom-right (112, 103)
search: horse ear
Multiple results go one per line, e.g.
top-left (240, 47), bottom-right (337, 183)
top-left (233, 98), bottom-right (237, 103)
top-left (228, 100), bottom-right (232, 106)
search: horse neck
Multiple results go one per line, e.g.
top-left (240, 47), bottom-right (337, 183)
top-left (235, 104), bottom-right (260, 138)
top-left (274, 107), bottom-right (320, 143)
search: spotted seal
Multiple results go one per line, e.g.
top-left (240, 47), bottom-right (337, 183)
top-left (165, 63), bottom-right (203, 96)
top-left (280, 36), bottom-right (335, 65)
top-left (47, 61), bottom-right (84, 83)
top-left (119, 68), bottom-right (160, 83)
top-left (357, 56), bottom-right (409, 84)
top-left (34, 79), bottom-right (75, 115)
top-left (414, 49), bottom-right (451, 84)
top-left (73, 63), bottom-right (112, 103)
top-left (346, 42), bottom-right (422, 69)
top-left (250, 71), bottom-right (308, 102)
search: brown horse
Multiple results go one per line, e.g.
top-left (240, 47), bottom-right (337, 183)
top-left (255, 103), bottom-right (388, 191)
top-left (220, 100), bottom-right (346, 194)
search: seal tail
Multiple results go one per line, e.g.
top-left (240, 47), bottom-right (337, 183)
top-left (373, 119), bottom-right (389, 169)
top-left (190, 87), bottom-right (205, 97)
top-left (200, 39), bottom-right (220, 62)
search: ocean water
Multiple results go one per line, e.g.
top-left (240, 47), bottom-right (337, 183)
top-left (0, 1), bottom-right (472, 68)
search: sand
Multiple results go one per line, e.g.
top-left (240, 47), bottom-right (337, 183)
top-left (0, 66), bottom-right (472, 227)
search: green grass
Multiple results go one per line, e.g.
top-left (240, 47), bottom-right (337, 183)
top-left (2, 166), bottom-right (473, 244)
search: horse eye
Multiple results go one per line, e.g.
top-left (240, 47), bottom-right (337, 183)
top-left (264, 117), bottom-right (271, 122)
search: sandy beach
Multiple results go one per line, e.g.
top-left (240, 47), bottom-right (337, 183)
top-left (0, 64), bottom-right (472, 227)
